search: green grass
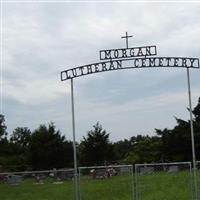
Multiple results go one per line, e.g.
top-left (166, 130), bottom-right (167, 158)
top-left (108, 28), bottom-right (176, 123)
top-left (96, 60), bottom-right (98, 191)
top-left (0, 171), bottom-right (196, 200)
top-left (0, 179), bottom-right (74, 200)
top-left (136, 171), bottom-right (193, 200)
top-left (79, 174), bottom-right (133, 200)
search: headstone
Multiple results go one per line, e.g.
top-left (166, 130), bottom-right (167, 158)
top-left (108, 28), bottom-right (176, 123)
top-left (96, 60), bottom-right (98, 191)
top-left (168, 165), bottom-right (179, 172)
top-left (7, 175), bottom-right (22, 185)
top-left (140, 167), bottom-right (154, 175)
top-left (120, 167), bottom-right (131, 174)
top-left (107, 168), bottom-right (118, 177)
top-left (34, 175), bottom-right (44, 184)
top-left (52, 171), bottom-right (63, 184)
top-left (58, 171), bottom-right (73, 181)
top-left (90, 169), bottom-right (109, 179)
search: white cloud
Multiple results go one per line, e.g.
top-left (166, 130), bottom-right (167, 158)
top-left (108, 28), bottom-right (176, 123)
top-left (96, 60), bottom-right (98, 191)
top-left (4, 77), bottom-right (69, 105)
top-left (2, 2), bottom-right (200, 141)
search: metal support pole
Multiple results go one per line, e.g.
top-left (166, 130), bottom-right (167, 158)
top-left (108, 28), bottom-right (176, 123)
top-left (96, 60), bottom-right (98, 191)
top-left (131, 165), bottom-right (134, 200)
top-left (71, 78), bottom-right (79, 200)
top-left (186, 67), bottom-right (198, 200)
top-left (134, 165), bottom-right (138, 200)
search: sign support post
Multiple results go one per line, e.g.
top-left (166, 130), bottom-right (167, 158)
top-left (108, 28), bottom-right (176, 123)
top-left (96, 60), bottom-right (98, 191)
top-left (186, 67), bottom-right (198, 200)
top-left (70, 78), bottom-right (79, 200)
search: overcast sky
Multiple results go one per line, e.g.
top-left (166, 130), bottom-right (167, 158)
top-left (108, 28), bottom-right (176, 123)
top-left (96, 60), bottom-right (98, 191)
top-left (2, 1), bottom-right (200, 142)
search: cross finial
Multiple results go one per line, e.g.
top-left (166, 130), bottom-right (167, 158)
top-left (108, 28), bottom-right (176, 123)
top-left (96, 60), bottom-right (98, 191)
top-left (121, 32), bottom-right (133, 49)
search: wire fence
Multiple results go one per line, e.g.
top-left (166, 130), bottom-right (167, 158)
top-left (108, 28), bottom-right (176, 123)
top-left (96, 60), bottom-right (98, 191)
top-left (79, 165), bottom-right (134, 200)
top-left (196, 161), bottom-right (200, 199)
top-left (0, 162), bottom-right (199, 200)
top-left (135, 162), bottom-right (193, 200)
top-left (0, 168), bottom-right (75, 200)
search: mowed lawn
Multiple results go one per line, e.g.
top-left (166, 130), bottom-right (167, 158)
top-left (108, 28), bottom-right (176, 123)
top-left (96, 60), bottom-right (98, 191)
top-left (0, 171), bottom-right (195, 200)
top-left (136, 171), bottom-right (193, 200)
top-left (0, 179), bottom-right (74, 200)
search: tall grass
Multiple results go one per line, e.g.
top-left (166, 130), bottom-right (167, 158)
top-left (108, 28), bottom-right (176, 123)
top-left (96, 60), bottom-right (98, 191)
top-left (0, 171), bottom-right (195, 200)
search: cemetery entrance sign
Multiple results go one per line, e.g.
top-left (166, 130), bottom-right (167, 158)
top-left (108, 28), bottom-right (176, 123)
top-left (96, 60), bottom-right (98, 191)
top-left (61, 56), bottom-right (199, 80)
top-left (61, 38), bottom-right (199, 81)
top-left (60, 33), bottom-right (199, 200)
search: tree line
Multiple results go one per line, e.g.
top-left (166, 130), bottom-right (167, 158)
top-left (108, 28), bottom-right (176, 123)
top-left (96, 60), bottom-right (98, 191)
top-left (0, 97), bottom-right (200, 171)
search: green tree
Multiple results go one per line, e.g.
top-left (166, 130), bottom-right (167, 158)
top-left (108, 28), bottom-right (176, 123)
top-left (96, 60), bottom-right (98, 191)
top-left (0, 114), bottom-right (7, 140)
top-left (10, 127), bottom-right (31, 148)
top-left (0, 115), bottom-right (9, 170)
top-left (156, 118), bottom-right (193, 162)
top-left (4, 127), bottom-right (32, 170)
top-left (113, 139), bottom-right (133, 161)
top-left (155, 97), bottom-right (200, 162)
top-left (192, 97), bottom-right (200, 122)
top-left (0, 115), bottom-right (26, 171)
top-left (124, 135), bottom-right (161, 164)
top-left (192, 97), bottom-right (200, 160)
top-left (79, 122), bottom-right (113, 166)
top-left (29, 122), bottom-right (73, 170)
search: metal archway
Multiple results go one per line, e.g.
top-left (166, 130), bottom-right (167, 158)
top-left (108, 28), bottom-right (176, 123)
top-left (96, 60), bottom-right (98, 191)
top-left (60, 33), bottom-right (199, 200)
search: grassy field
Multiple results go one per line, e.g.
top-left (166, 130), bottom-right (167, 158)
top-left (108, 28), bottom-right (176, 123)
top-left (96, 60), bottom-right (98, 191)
top-left (136, 171), bottom-right (193, 200)
top-left (79, 174), bottom-right (133, 200)
top-left (0, 171), bottom-right (195, 200)
top-left (0, 179), bottom-right (74, 200)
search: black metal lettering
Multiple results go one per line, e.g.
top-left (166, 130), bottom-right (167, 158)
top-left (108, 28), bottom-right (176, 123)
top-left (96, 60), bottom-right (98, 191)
top-left (72, 69), bottom-right (78, 77)
top-left (114, 50), bottom-right (119, 58)
top-left (166, 58), bottom-right (172, 66)
top-left (149, 58), bottom-right (155, 67)
top-left (189, 58), bottom-right (196, 67)
top-left (182, 58), bottom-right (187, 67)
top-left (141, 58), bottom-right (146, 67)
top-left (197, 59), bottom-right (199, 68)
top-left (99, 45), bottom-right (157, 60)
top-left (79, 67), bottom-right (84, 75)
top-left (130, 48), bottom-right (135, 56)
top-left (109, 61), bottom-right (115, 70)
top-left (105, 50), bottom-right (111, 59)
top-left (174, 58), bottom-right (179, 67)
top-left (66, 71), bottom-right (72, 79)
top-left (122, 49), bottom-right (128, 58)
top-left (146, 47), bottom-right (151, 56)
top-left (94, 64), bottom-right (99, 72)
top-left (154, 58), bottom-right (159, 67)
top-left (159, 58), bottom-right (164, 67)
top-left (135, 59), bottom-right (139, 67)
top-left (61, 71), bottom-right (71, 80)
top-left (86, 65), bottom-right (93, 74)
top-left (137, 48), bottom-right (143, 56)
top-left (61, 56), bottom-right (199, 81)
top-left (116, 60), bottom-right (122, 69)
top-left (101, 62), bottom-right (108, 71)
